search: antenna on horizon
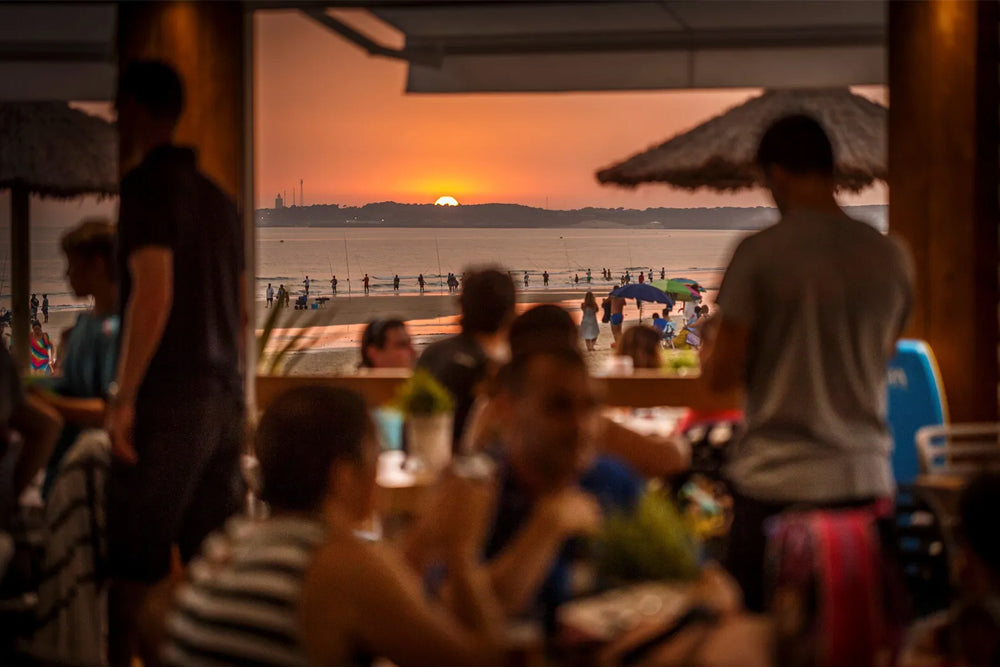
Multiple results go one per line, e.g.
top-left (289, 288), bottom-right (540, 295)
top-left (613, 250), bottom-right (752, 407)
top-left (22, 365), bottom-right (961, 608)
top-left (300, 179), bottom-right (304, 207)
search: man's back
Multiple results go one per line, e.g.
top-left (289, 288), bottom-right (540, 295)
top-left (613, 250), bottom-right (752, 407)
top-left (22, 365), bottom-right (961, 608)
top-left (118, 146), bottom-right (243, 390)
top-left (417, 334), bottom-right (487, 446)
top-left (717, 211), bottom-right (912, 503)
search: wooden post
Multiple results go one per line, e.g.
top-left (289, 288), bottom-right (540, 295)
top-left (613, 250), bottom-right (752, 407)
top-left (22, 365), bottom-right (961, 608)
top-left (117, 2), bottom-right (244, 199)
top-left (888, 0), bottom-right (999, 423)
top-left (10, 184), bottom-right (29, 372)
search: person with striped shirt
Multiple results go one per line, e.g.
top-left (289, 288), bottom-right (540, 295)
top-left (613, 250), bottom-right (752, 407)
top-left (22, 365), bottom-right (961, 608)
top-left (161, 386), bottom-right (504, 667)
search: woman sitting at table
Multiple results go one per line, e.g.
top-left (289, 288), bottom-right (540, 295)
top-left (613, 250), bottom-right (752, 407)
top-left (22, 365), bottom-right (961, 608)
top-left (159, 386), bottom-right (504, 667)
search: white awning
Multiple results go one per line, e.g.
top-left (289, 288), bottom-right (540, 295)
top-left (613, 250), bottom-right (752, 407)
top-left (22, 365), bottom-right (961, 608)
top-left (0, 3), bottom-right (116, 101)
top-left (361, 1), bottom-right (886, 93)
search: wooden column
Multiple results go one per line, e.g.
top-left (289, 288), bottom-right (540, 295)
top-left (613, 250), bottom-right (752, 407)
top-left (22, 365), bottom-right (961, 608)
top-left (889, 0), bottom-right (1000, 423)
top-left (10, 185), bottom-right (29, 372)
top-left (117, 2), bottom-right (244, 198)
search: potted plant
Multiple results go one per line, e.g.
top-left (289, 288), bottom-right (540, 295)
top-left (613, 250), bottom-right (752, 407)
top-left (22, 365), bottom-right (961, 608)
top-left (594, 488), bottom-right (701, 585)
top-left (392, 369), bottom-right (455, 478)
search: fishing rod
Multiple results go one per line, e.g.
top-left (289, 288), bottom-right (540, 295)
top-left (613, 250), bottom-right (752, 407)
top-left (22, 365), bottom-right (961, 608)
top-left (434, 236), bottom-right (444, 295)
top-left (343, 232), bottom-right (352, 300)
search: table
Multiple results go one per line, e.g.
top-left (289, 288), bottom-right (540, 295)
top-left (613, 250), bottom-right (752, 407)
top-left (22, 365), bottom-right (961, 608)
top-left (913, 473), bottom-right (967, 519)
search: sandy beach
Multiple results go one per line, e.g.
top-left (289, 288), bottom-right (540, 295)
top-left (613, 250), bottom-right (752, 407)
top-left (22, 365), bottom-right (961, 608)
top-left (257, 280), bottom-right (720, 375)
top-left (33, 276), bottom-right (719, 377)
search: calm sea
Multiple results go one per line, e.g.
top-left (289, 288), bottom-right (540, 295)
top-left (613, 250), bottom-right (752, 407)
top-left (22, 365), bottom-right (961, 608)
top-left (1, 226), bottom-right (752, 310)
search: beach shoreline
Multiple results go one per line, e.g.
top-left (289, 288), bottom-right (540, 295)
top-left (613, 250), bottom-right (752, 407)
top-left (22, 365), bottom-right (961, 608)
top-left (32, 276), bottom-right (719, 377)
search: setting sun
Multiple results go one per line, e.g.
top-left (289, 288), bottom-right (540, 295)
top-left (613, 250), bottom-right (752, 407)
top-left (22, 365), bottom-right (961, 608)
top-left (434, 196), bottom-right (459, 206)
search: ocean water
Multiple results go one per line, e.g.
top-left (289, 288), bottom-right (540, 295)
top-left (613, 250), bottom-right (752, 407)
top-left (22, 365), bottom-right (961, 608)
top-left (1, 226), bottom-right (750, 310)
top-left (254, 227), bottom-right (747, 299)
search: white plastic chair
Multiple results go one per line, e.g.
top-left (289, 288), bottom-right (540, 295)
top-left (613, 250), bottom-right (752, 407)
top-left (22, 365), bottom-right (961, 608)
top-left (916, 422), bottom-right (1000, 475)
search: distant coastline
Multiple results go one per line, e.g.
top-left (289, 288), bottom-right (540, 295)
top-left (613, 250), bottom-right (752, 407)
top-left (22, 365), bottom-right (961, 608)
top-left (256, 202), bottom-right (887, 231)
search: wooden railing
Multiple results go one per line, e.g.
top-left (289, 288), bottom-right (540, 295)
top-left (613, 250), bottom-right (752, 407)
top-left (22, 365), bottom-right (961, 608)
top-left (256, 371), bottom-right (741, 413)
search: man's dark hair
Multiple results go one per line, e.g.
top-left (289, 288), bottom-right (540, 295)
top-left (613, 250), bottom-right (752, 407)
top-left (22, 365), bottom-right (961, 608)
top-left (360, 318), bottom-right (406, 367)
top-left (959, 472), bottom-right (1000, 579)
top-left (509, 304), bottom-right (578, 357)
top-left (118, 60), bottom-right (185, 123)
top-left (61, 218), bottom-right (117, 280)
top-left (501, 346), bottom-right (587, 395)
top-left (460, 268), bottom-right (516, 335)
top-left (755, 114), bottom-right (834, 177)
top-left (256, 386), bottom-right (371, 512)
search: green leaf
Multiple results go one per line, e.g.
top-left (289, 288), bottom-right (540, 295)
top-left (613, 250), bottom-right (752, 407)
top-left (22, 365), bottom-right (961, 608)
top-left (594, 488), bottom-right (700, 583)
top-left (391, 368), bottom-right (454, 416)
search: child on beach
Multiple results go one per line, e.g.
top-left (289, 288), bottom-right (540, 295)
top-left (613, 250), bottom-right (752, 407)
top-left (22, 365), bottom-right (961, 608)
top-left (29, 320), bottom-right (55, 375)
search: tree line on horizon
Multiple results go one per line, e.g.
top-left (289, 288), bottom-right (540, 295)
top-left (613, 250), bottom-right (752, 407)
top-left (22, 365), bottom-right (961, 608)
top-left (255, 201), bottom-right (886, 230)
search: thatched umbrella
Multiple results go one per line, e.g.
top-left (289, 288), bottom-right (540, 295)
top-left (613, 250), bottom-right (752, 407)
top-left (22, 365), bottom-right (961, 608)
top-left (596, 88), bottom-right (886, 192)
top-left (0, 102), bottom-right (117, 370)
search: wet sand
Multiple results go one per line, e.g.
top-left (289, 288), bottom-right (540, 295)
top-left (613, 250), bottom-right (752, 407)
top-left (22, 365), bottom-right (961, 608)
top-left (35, 275), bottom-right (720, 377)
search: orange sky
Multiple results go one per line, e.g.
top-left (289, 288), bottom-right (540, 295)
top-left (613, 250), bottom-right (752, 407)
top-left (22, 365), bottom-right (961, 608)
top-left (254, 10), bottom-right (887, 210)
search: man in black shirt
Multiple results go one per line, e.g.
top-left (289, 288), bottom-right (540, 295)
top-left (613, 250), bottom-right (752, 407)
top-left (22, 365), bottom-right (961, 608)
top-left (105, 60), bottom-right (245, 666)
top-left (417, 268), bottom-right (516, 447)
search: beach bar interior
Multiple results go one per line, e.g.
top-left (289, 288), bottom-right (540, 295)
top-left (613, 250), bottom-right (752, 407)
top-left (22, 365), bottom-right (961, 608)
top-left (2, 0), bottom-right (1000, 664)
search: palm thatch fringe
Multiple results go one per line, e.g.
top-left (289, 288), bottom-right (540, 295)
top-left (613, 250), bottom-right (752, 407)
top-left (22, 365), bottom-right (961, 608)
top-left (0, 102), bottom-right (117, 198)
top-left (596, 88), bottom-right (886, 193)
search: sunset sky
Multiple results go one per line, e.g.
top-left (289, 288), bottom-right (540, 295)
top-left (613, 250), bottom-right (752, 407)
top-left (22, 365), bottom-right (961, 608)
top-left (254, 10), bottom-right (887, 210)
top-left (0, 8), bottom-right (888, 231)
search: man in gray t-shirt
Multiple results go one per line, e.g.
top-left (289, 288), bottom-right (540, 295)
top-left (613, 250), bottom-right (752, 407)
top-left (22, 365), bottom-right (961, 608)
top-left (701, 115), bottom-right (913, 611)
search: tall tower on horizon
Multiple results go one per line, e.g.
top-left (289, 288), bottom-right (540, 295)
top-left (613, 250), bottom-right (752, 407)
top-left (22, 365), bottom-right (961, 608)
top-left (300, 179), bottom-right (304, 207)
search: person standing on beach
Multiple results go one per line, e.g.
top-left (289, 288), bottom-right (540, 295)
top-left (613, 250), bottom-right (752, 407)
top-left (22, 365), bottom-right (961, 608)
top-left (393, 274), bottom-right (400, 292)
top-left (41, 294), bottom-right (49, 323)
top-left (29, 320), bottom-right (55, 375)
top-left (105, 60), bottom-right (246, 666)
top-left (700, 115), bottom-right (913, 612)
top-left (277, 284), bottom-right (286, 307)
top-left (30, 293), bottom-right (39, 320)
top-left (523, 271), bottom-right (530, 288)
top-left (580, 291), bottom-right (600, 352)
top-left (303, 275), bottom-right (310, 296)
top-left (543, 271), bottom-right (549, 287)
top-left (638, 271), bottom-right (645, 284)
top-left (586, 268), bottom-right (592, 283)
top-left (609, 293), bottom-right (626, 346)
top-left (363, 273), bottom-right (370, 295)
top-left (418, 273), bottom-right (426, 294)
top-left (574, 274), bottom-right (579, 285)
top-left (660, 267), bottom-right (665, 280)
top-left (330, 275), bottom-right (337, 295)
top-left (266, 283), bottom-right (274, 308)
